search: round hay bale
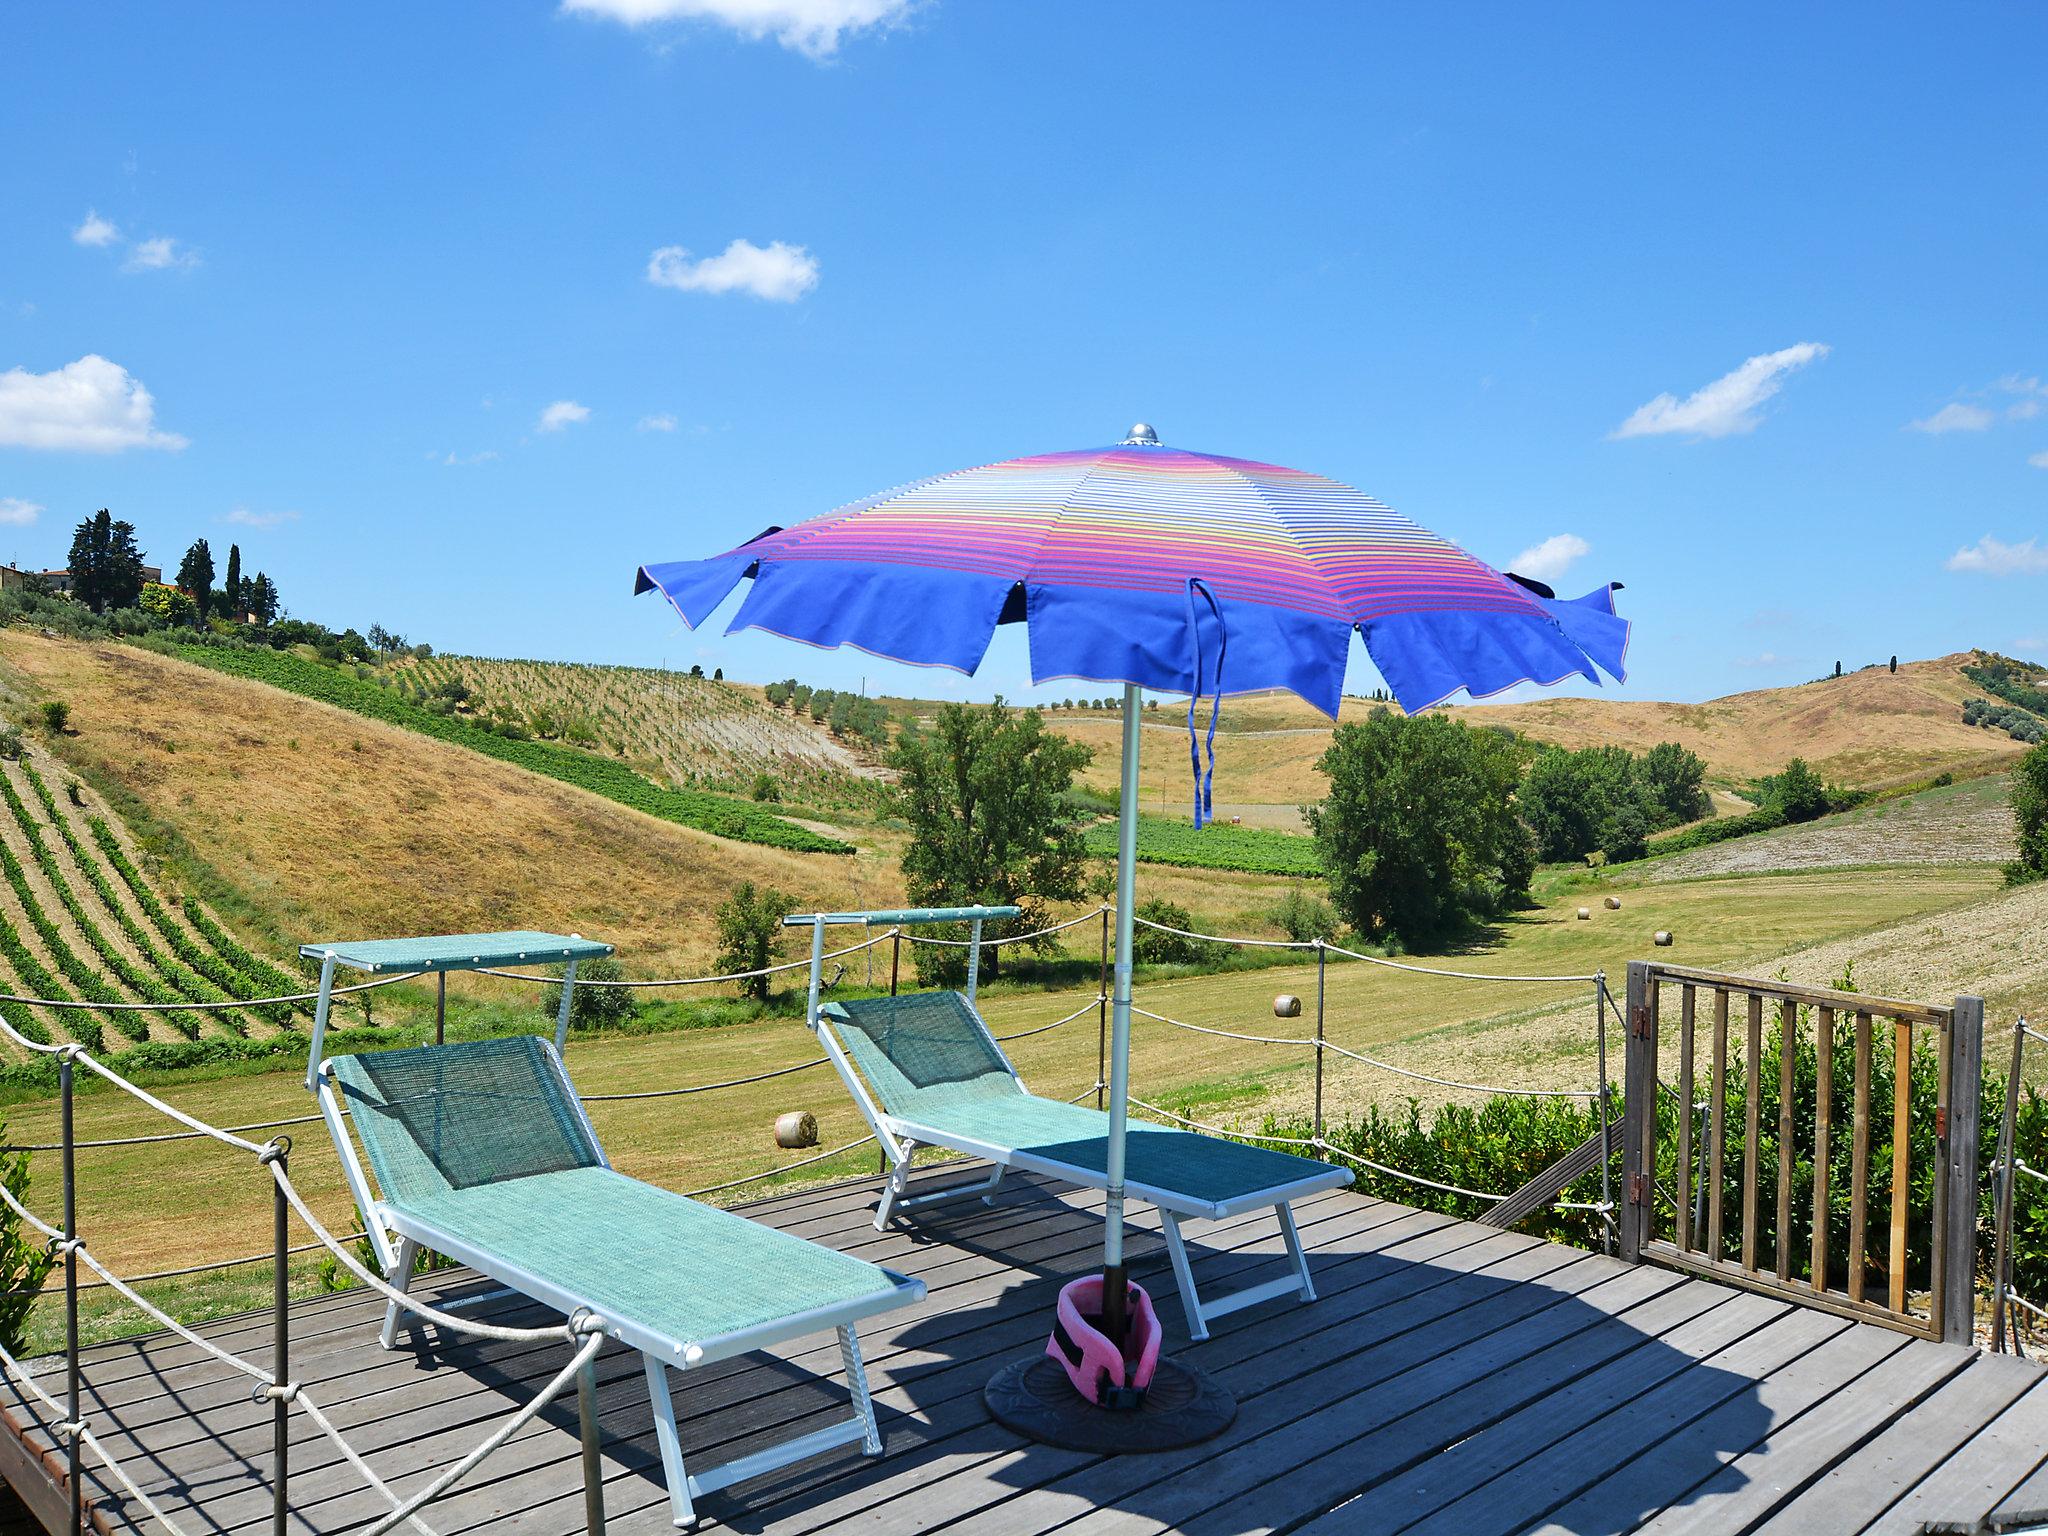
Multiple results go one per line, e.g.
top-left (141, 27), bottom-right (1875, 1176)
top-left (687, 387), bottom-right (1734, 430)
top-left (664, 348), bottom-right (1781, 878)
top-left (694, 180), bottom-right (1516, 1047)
top-left (774, 1110), bottom-right (819, 1149)
top-left (1576, 907), bottom-right (1591, 921)
top-left (1604, 896), bottom-right (1622, 910)
top-left (1273, 994), bottom-right (1302, 1019)
top-left (1653, 930), bottom-right (1674, 947)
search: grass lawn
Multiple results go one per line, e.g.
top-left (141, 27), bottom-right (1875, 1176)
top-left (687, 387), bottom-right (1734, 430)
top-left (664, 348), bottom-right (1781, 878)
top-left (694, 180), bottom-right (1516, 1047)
top-left (0, 860), bottom-right (2000, 1352)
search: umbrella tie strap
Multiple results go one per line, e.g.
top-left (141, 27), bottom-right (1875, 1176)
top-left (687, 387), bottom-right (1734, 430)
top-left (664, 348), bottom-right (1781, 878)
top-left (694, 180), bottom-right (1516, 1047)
top-left (1184, 578), bottom-right (1226, 828)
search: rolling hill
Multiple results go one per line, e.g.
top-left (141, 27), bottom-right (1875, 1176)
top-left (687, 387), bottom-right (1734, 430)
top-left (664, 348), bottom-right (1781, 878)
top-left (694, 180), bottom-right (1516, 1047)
top-left (1048, 651), bottom-right (2038, 818)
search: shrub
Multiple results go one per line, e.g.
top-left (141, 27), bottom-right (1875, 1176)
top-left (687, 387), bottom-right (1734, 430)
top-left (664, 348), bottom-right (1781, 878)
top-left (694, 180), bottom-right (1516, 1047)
top-left (0, 727), bottom-right (19, 760)
top-left (0, 1134), bottom-right (54, 1353)
top-left (40, 700), bottom-right (69, 733)
top-left (538, 956), bottom-right (639, 1031)
top-left (1130, 899), bottom-right (1218, 966)
top-left (2009, 741), bottom-right (2048, 885)
top-left (751, 772), bottom-right (781, 802)
top-left (715, 881), bottom-right (796, 1001)
top-left (1271, 887), bottom-right (1339, 944)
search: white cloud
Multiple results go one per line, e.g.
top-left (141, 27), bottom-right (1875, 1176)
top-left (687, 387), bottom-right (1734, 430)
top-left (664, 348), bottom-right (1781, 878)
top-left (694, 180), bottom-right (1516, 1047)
top-left (440, 449), bottom-right (501, 467)
top-left (1508, 533), bottom-right (1590, 586)
top-left (71, 211), bottom-right (118, 248)
top-left (123, 236), bottom-right (199, 273)
top-left (1908, 402), bottom-right (1995, 434)
top-left (536, 400), bottom-right (591, 433)
top-left (2030, 451), bottom-right (2048, 470)
top-left (1610, 342), bottom-right (1829, 440)
top-left (638, 412), bottom-right (679, 433)
top-left (220, 507), bottom-right (300, 528)
top-left (0, 355), bottom-right (187, 453)
top-left (1734, 651), bottom-right (1799, 669)
top-left (560, 0), bottom-right (911, 57)
top-left (1947, 535), bottom-right (2048, 577)
top-left (647, 239), bottom-right (819, 302)
top-left (0, 498), bottom-right (42, 526)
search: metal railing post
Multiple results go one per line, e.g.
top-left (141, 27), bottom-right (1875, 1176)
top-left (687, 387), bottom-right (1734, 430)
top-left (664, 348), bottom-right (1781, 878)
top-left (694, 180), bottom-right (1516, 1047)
top-left (1313, 940), bottom-right (1327, 1145)
top-left (435, 971), bottom-right (447, 1047)
top-left (1942, 994), bottom-right (1986, 1346)
top-left (1991, 1017), bottom-right (2026, 1353)
top-left (1096, 906), bottom-right (1109, 1110)
top-left (889, 928), bottom-right (901, 998)
top-left (578, 1351), bottom-right (607, 1536)
top-left (270, 1138), bottom-right (291, 1536)
top-left (60, 1050), bottom-right (81, 1536)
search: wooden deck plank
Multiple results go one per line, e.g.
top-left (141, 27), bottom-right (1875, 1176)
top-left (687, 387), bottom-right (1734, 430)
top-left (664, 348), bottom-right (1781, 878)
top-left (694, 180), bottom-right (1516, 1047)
top-left (1861, 1377), bottom-right (2048, 1535)
top-left (1745, 1354), bottom-right (2043, 1536)
top-left (8, 1171), bottom-right (2043, 1536)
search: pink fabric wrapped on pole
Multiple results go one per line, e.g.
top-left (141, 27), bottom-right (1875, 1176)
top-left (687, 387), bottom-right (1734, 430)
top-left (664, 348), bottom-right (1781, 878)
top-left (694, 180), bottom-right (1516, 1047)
top-left (1048, 1275), bottom-right (1161, 1410)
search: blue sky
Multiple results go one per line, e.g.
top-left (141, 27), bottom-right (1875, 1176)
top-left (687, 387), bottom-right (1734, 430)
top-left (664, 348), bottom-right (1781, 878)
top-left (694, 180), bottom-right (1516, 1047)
top-left (3, 3), bottom-right (2045, 708)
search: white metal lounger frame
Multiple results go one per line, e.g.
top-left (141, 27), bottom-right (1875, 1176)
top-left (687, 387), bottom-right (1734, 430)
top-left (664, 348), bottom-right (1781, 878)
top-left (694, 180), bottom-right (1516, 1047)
top-left (305, 940), bottom-right (923, 1529)
top-left (787, 907), bottom-right (1352, 1340)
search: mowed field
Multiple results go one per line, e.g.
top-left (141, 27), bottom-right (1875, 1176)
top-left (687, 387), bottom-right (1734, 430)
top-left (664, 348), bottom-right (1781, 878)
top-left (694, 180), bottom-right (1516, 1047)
top-left (5, 857), bottom-right (1999, 1338)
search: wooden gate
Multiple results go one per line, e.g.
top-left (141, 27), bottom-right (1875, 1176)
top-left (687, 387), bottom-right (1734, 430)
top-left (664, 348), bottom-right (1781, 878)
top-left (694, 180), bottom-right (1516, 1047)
top-left (1618, 960), bottom-right (1984, 1344)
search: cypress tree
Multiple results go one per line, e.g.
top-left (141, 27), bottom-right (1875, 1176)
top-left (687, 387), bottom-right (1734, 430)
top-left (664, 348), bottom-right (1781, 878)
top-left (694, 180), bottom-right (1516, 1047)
top-left (176, 538), bottom-right (215, 621)
top-left (223, 544), bottom-right (243, 619)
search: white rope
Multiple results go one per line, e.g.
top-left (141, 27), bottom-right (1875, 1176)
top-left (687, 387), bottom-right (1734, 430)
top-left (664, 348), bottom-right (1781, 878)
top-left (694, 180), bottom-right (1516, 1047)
top-left (1130, 914), bottom-right (1315, 952)
top-left (2015, 1160), bottom-right (2048, 1186)
top-left (1129, 1005), bottom-right (1315, 1048)
top-left (1310, 1139), bottom-right (1511, 1203)
top-left (994, 998), bottom-right (1101, 1042)
top-left (72, 1054), bottom-right (270, 1154)
top-left (267, 1163), bottom-right (580, 1344)
top-left (0, 970), bottom-right (417, 1015)
top-left (1317, 1039), bottom-right (1601, 1100)
top-left (6, 1110), bottom-right (327, 1152)
top-left (479, 930), bottom-right (892, 988)
top-left (2006, 1286), bottom-right (2048, 1323)
top-left (683, 1133), bottom-right (878, 1198)
top-left (1321, 942), bottom-right (1597, 985)
top-left (898, 910), bottom-right (1105, 948)
top-left (0, 1338), bottom-right (196, 1536)
top-left (356, 1330), bottom-right (603, 1536)
top-left (1123, 1095), bottom-right (1323, 1147)
top-left (578, 1055), bottom-right (832, 1102)
top-left (2022, 1023), bottom-right (2048, 1048)
top-left (290, 1385), bottom-right (437, 1536)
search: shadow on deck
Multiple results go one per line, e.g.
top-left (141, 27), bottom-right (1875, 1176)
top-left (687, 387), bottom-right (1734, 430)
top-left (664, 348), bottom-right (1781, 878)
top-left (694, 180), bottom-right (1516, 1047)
top-left (6, 1167), bottom-right (2046, 1535)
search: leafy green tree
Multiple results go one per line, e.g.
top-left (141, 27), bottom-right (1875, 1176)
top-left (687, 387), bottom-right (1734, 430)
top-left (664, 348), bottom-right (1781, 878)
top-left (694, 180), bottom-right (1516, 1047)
top-left (175, 538), bottom-right (215, 620)
top-left (1641, 742), bottom-right (1711, 823)
top-left (1307, 709), bottom-right (1532, 943)
top-left (223, 543), bottom-right (243, 617)
top-left (715, 881), bottom-right (796, 1001)
top-left (889, 700), bottom-right (1091, 976)
top-left (1271, 886), bottom-right (1340, 944)
top-left (1130, 898), bottom-right (1218, 965)
top-left (2010, 740), bottom-right (2048, 885)
top-left (248, 571), bottom-right (280, 625)
top-left (1766, 757), bottom-right (1830, 823)
top-left (66, 509), bottom-right (147, 613)
top-left (138, 581), bottom-right (198, 627)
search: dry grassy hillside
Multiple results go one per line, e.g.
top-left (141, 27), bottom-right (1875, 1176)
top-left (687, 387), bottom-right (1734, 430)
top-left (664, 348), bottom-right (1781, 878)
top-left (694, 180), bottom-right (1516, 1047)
top-left (1049, 652), bottom-right (2030, 812)
top-left (0, 634), bottom-right (898, 977)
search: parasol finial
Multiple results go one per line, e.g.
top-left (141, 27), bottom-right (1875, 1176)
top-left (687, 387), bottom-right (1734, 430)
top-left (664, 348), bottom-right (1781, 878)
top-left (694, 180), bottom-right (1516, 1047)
top-left (1121, 422), bottom-right (1161, 446)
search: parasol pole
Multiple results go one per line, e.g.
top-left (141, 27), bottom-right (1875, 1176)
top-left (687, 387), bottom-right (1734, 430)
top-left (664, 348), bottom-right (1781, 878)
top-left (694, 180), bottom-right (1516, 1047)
top-left (1101, 681), bottom-right (1142, 1339)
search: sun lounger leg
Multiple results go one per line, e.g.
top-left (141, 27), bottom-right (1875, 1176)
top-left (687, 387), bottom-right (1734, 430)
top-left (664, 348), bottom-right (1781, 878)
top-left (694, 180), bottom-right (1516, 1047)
top-left (838, 1325), bottom-right (882, 1456)
top-left (874, 1139), bottom-right (918, 1229)
top-left (1158, 1211), bottom-right (1209, 1340)
top-left (378, 1236), bottom-right (418, 1350)
top-left (644, 1355), bottom-right (697, 1528)
top-left (1279, 1202), bottom-right (1315, 1301)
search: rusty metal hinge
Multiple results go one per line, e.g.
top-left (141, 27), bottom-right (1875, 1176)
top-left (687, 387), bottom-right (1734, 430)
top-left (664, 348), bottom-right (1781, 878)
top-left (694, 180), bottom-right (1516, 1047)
top-left (1628, 1173), bottom-right (1651, 1206)
top-left (1935, 1106), bottom-right (1948, 1140)
top-left (1630, 1006), bottom-right (1654, 1039)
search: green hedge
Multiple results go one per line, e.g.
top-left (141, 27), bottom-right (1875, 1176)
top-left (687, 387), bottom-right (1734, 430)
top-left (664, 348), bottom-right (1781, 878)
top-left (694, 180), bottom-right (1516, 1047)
top-left (159, 642), bottom-right (853, 855)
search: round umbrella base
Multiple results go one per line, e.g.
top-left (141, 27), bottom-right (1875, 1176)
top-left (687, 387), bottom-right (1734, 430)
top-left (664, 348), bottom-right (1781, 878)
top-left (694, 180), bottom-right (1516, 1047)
top-left (984, 1355), bottom-right (1236, 1452)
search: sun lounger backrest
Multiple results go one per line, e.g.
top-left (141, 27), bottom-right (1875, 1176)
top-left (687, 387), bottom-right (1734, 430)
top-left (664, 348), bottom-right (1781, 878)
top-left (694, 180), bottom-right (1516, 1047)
top-left (329, 1036), bottom-right (602, 1213)
top-left (822, 991), bottom-right (1023, 1120)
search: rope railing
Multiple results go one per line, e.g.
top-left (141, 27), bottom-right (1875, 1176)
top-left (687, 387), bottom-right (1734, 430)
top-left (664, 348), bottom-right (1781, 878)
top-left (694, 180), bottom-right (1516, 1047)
top-left (0, 901), bottom-right (1625, 1533)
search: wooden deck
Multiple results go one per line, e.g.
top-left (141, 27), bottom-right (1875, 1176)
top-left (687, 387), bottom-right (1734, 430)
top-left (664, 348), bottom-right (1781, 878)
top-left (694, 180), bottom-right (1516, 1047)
top-left (6, 1166), bottom-right (2048, 1535)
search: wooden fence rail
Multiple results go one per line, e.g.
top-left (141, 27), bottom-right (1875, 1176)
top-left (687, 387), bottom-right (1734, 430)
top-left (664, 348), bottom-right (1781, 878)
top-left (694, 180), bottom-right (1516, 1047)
top-left (1620, 959), bottom-right (1983, 1344)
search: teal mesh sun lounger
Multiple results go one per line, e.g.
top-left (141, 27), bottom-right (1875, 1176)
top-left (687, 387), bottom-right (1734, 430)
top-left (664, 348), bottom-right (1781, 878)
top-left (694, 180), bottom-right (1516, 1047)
top-left (316, 1035), bottom-right (923, 1528)
top-left (817, 991), bottom-right (1352, 1339)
